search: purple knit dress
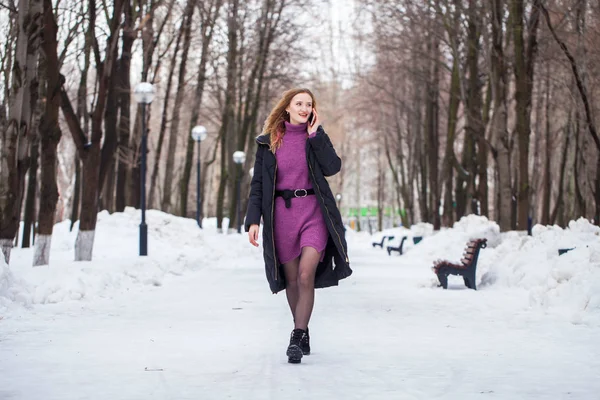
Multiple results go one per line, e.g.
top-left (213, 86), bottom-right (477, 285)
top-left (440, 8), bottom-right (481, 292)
top-left (274, 121), bottom-right (329, 264)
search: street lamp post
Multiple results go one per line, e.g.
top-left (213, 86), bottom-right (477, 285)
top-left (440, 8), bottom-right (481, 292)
top-left (191, 125), bottom-right (208, 228)
top-left (335, 193), bottom-right (342, 210)
top-left (133, 82), bottom-right (155, 256)
top-left (233, 151), bottom-right (246, 233)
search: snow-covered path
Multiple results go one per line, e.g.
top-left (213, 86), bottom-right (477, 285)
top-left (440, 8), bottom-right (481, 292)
top-left (2, 239), bottom-right (599, 400)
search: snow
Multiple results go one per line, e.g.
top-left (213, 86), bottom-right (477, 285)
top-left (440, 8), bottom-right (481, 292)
top-left (1, 210), bottom-right (599, 399)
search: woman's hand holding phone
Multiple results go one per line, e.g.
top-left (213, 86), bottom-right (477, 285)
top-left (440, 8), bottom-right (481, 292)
top-left (308, 108), bottom-right (319, 134)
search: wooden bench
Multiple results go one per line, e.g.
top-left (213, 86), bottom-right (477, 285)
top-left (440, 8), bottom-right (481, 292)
top-left (372, 235), bottom-right (394, 248)
top-left (432, 238), bottom-right (487, 290)
top-left (387, 236), bottom-right (407, 256)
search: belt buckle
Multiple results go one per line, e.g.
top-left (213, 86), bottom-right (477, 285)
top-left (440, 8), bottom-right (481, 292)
top-left (294, 189), bottom-right (307, 198)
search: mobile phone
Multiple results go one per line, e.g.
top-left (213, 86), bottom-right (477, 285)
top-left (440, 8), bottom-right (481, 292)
top-left (308, 112), bottom-right (315, 126)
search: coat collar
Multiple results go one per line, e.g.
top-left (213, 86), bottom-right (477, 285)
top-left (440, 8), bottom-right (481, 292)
top-left (256, 134), bottom-right (270, 146)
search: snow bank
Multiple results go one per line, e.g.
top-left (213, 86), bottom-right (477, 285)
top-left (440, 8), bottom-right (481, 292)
top-left (0, 255), bottom-right (32, 314)
top-left (400, 215), bottom-right (502, 263)
top-left (4, 208), bottom-right (259, 310)
top-left (395, 215), bottom-right (599, 325)
top-left (480, 218), bottom-right (600, 325)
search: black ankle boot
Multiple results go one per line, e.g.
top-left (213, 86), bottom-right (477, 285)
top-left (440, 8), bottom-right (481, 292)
top-left (287, 329), bottom-right (306, 364)
top-left (300, 327), bottom-right (310, 355)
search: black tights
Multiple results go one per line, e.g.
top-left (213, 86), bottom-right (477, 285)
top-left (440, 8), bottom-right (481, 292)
top-left (283, 246), bottom-right (321, 330)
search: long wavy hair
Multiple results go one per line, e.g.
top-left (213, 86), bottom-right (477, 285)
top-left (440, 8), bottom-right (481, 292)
top-left (260, 88), bottom-right (317, 153)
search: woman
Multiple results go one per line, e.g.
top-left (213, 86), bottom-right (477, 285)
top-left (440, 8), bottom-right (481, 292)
top-left (245, 88), bottom-right (352, 364)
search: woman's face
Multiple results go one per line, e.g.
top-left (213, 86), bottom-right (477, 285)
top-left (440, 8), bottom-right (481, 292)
top-left (286, 92), bottom-right (313, 125)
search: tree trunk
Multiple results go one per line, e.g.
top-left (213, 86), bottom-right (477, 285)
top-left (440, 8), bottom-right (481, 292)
top-left (511, 0), bottom-right (541, 230)
top-left (149, 17), bottom-right (184, 210)
top-left (0, 0), bottom-right (42, 263)
top-left (427, 35), bottom-right (440, 229)
top-left (34, 0), bottom-right (61, 265)
top-left (550, 114), bottom-right (571, 225)
top-left (115, 0), bottom-right (134, 212)
top-left (98, 45), bottom-right (120, 212)
top-left (70, 160), bottom-right (80, 231)
top-left (70, 3), bottom-right (91, 231)
top-left (464, 0), bottom-right (484, 218)
top-left (179, 0), bottom-right (222, 217)
top-left (376, 158), bottom-right (384, 232)
top-left (541, 65), bottom-right (551, 225)
top-left (478, 79), bottom-right (492, 217)
top-left (161, 0), bottom-right (196, 214)
top-left (442, 58), bottom-right (460, 227)
top-left (21, 137), bottom-right (38, 248)
top-left (541, 4), bottom-right (600, 224)
top-left (60, 0), bottom-right (124, 261)
top-left (216, 0), bottom-right (239, 230)
top-left (22, 64), bottom-right (44, 249)
top-left (490, 0), bottom-right (512, 231)
top-left (129, 0), bottom-right (177, 209)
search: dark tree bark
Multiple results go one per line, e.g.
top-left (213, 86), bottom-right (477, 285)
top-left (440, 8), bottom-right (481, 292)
top-left (115, 0), bottom-right (135, 212)
top-left (511, 0), bottom-right (541, 229)
top-left (550, 114), bottom-right (571, 225)
top-left (148, 24), bottom-right (182, 209)
top-left (490, 0), bottom-right (512, 231)
top-left (425, 31), bottom-right (440, 229)
top-left (541, 65), bottom-right (551, 225)
top-left (34, 0), bottom-right (62, 266)
top-left (60, 0), bottom-right (124, 261)
top-left (22, 43), bottom-right (44, 249)
top-left (216, 0), bottom-right (239, 230)
top-left (442, 58), bottom-right (460, 226)
top-left (179, 0), bottom-right (223, 218)
top-left (69, 160), bottom-right (81, 232)
top-left (21, 118), bottom-right (40, 248)
top-left (463, 0), bottom-right (485, 218)
top-left (541, 4), bottom-right (600, 224)
top-left (0, 0), bottom-right (42, 263)
top-left (129, 0), bottom-right (177, 209)
top-left (161, 0), bottom-right (197, 214)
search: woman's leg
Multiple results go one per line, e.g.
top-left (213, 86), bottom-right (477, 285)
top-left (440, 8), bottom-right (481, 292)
top-left (294, 246), bottom-right (321, 330)
top-left (283, 258), bottom-right (300, 320)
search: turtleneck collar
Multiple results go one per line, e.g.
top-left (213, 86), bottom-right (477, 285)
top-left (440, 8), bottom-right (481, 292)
top-left (284, 121), bottom-right (308, 134)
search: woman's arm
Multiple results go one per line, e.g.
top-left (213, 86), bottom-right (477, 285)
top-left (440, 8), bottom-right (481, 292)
top-left (308, 126), bottom-right (341, 177)
top-left (244, 145), bottom-right (264, 231)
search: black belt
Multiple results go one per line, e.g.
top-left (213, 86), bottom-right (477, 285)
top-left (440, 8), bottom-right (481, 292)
top-left (275, 188), bottom-right (315, 208)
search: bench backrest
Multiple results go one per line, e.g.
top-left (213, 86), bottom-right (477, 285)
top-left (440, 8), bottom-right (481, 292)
top-left (460, 238), bottom-right (487, 267)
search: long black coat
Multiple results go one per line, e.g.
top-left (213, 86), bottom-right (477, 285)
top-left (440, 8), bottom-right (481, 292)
top-left (244, 125), bottom-right (352, 294)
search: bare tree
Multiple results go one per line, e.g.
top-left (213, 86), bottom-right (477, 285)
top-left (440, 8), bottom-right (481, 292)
top-left (216, 0), bottom-right (239, 230)
top-left (59, 0), bottom-right (124, 260)
top-left (540, 3), bottom-right (600, 225)
top-left (511, 0), bottom-right (541, 229)
top-left (161, 0), bottom-right (197, 214)
top-left (0, 0), bottom-right (42, 263)
top-left (489, 0), bottom-right (512, 231)
top-left (32, 0), bottom-right (62, 266)
top-left (179, 0), bottom-right (223, 217)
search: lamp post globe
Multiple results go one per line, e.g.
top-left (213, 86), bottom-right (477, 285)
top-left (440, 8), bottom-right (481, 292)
top-left (233, 151), bottom-right (246, 164)
top-left (191, 125), bottom-right (207, 142)
top-left (133, 82), bottom-right (155, 104)
top-left (134, 82), bottom-right (155, 256)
